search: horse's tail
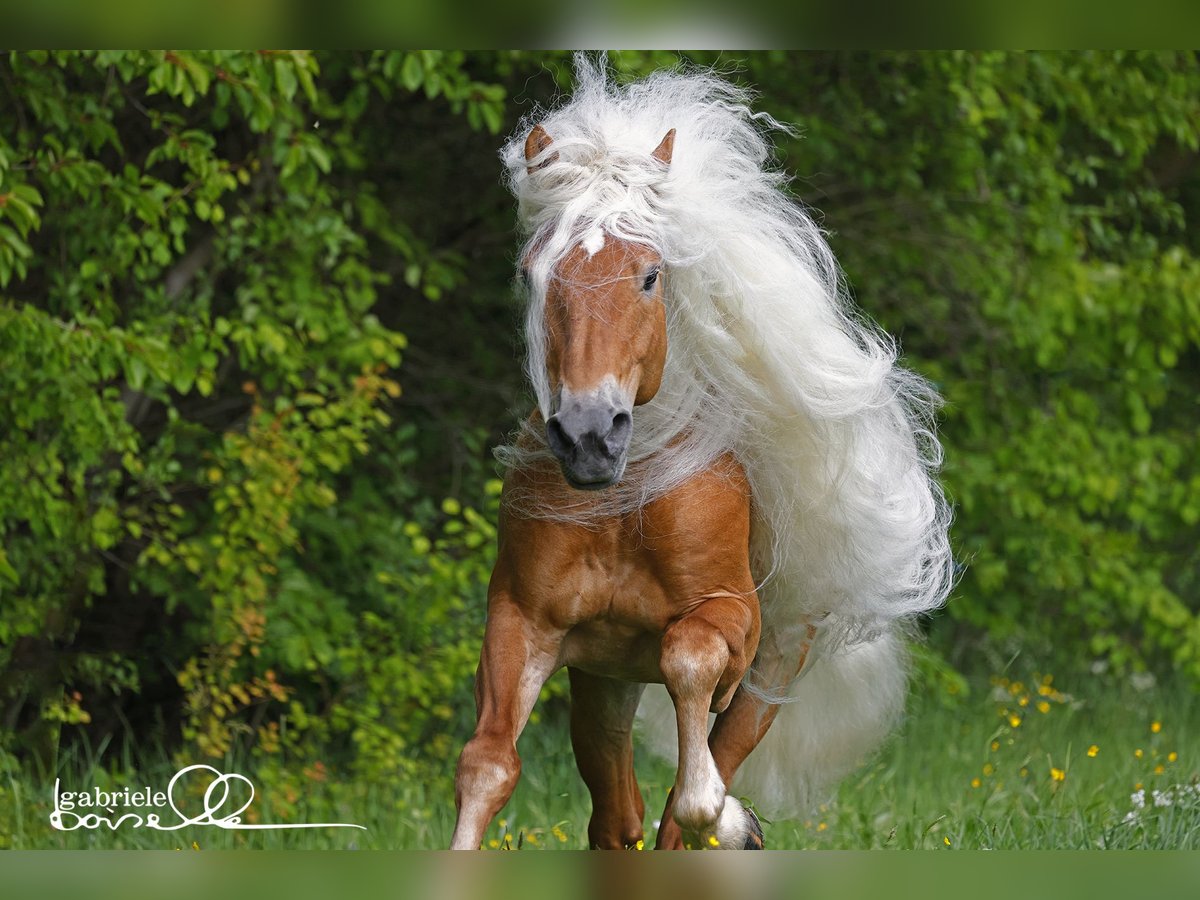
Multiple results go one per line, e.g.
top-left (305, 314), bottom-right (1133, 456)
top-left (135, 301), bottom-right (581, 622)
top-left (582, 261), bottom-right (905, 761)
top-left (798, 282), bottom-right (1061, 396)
top-left (729, 627), bottom-right (908, 818)
top-left (636, 625), bottom-right (908, 820)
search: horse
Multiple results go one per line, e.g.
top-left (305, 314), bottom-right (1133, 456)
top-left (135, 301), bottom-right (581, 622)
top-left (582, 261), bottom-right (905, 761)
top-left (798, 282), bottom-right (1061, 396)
top-left (450, 56), bottom-right (954, 850)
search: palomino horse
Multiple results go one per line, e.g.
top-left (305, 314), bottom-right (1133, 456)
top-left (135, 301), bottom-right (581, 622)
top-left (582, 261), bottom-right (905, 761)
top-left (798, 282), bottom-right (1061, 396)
top-left (450, 59), bottom-right (953, 850)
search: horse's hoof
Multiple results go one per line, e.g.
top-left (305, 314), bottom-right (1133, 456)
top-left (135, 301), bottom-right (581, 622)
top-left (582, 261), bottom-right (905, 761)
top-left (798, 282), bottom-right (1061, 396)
top-left (710, 796), bottom-right (764, 849)
top-left (742, 805), bottom-right (764, 849)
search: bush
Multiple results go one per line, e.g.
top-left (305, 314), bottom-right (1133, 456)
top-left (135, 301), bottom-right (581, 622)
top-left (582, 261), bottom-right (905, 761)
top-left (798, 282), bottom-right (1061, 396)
top-left (0, 51), bottom-right (523, 775)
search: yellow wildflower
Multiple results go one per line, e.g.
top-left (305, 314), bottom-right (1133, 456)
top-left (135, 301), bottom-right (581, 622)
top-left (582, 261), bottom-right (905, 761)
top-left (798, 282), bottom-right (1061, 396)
top-left (1038, 684), bottom-right (1054, 696)
top-left (635, 840), bottom-right (644, 851)
top-left (1019, 696), bottom-right (1029, 707)
top-left (944, 836), bottom-right (951, 846)
top-left (1151, 721), bottom-right (1162, 734)
top-left (1020, 767), bottom-right (1029, 778)
top-left (488, 839), bottom-right (500, 849)
top-left (1155, 764), bottom-right (1165, 774)
top-left (1037, 701), bottom-right (1051, 714)
top-left (1009, 715), bottom-right (1022, 728)
top-left (971, 778), bottom-right (982, 789)
top-left (1134, 782), bottom-right (1143, 790)
top-left (552, 825), bottom-right (568, 843)
top-left (817, 822), bottom-right (828, 832)
top-left (1087, 745), bottom-right (1099, 758)
top-left (1050, 767), bottom-right (1066, 782)
top-left (708, 835), bottom-right (721, 847)
top-left (982, 763), bottom-right (994, 776)
top-left (1135, 748), bottom-right (1143, 759)
top-left (526, 833), bottom-right (540, 847)
top-left (1168, 752), bottom-right (1178, 763)
top-left (991, 741), bottom-right (1000, 752)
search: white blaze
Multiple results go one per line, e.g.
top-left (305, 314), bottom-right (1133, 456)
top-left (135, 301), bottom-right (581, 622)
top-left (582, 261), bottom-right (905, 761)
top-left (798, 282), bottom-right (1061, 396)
top-left (581, 227), bottom-right (605, 257)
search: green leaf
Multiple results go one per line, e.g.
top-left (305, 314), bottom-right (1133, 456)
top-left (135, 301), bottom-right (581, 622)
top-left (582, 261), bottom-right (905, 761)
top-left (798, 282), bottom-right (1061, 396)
top-left (127, 356), bottom-right (147, 390)
top-left (401, 54), bottom-right (423, 92)
top-left (0, 548), bottom-right (17, 585)
top-left (275, 58), bottom-right (298, 102)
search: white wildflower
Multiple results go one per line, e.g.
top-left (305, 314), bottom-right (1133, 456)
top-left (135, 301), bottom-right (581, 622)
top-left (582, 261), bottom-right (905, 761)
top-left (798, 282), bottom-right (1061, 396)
top-left (1130, 672), bottom-right (1157, 692)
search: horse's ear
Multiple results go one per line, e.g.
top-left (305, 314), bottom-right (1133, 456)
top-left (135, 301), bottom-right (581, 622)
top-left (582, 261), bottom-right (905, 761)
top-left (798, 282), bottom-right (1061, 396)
top-left (525, 124), bottom-right (558, 173)
top-left (651, 128), bottom-right (676, 167)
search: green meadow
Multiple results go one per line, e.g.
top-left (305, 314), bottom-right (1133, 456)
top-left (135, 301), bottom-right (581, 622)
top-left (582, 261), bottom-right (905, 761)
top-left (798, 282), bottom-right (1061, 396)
top-left (5, 663), bottom-right (1196, 850)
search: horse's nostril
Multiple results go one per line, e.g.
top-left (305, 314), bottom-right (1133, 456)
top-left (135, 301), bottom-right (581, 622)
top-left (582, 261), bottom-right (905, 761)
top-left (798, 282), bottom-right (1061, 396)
top-left (607, 411), bottom-right (632, 454)
top-left (546, 416), bottom-right (571, 460)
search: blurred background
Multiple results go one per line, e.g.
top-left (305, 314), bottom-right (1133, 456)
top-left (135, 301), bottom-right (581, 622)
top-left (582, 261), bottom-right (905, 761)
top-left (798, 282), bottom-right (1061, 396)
top-left (1, 51), bottom-right (1198, 848)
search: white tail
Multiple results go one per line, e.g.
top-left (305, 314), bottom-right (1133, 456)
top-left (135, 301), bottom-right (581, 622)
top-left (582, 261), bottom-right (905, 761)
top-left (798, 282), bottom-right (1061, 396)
top-left (637, 628), bottom-right (908, 819)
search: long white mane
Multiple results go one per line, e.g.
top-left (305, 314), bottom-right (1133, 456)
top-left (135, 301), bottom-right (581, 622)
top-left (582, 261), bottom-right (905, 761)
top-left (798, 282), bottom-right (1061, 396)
top-left (497, 55), bottom-right (954, 701)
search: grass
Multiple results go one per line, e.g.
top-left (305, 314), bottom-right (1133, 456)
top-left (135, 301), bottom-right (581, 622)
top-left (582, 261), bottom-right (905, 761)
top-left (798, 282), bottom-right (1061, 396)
top-left (3, 664), bottom-right (1198, 849)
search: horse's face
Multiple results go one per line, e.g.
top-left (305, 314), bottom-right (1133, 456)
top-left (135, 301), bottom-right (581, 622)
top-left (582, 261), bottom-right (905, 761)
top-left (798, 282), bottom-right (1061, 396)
top-left (522, 125), bottom-right (675, 491)
top-left (533, 235), bottom-right (667, 490)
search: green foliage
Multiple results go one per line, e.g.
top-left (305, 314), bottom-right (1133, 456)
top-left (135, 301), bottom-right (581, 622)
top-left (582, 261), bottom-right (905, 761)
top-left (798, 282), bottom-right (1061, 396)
top-left (0, 50), bottom-right (531, 778)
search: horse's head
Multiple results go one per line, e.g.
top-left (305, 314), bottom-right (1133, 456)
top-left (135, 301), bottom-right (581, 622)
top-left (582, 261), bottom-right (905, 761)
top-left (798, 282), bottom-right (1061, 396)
top-left (521, 125), bottom-right (676, 491)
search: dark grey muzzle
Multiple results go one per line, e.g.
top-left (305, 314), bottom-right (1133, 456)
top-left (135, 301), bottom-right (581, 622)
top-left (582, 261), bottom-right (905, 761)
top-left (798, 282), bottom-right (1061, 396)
top-left (546, 400), bottom-right (632, 490)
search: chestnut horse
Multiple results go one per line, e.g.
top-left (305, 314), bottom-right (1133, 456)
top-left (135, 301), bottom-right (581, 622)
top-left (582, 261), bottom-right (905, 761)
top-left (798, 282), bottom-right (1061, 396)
top-left (450, 59), bottom-right (953, 850)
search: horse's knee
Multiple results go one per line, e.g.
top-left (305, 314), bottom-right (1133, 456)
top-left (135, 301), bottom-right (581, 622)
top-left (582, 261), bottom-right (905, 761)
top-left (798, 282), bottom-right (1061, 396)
top-left (455, 733), bottom-right (521, 806)
top-left (661, 619), bottom-right (729, 694)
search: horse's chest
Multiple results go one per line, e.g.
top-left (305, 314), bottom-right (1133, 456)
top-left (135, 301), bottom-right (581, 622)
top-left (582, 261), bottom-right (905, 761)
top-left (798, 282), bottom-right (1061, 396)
top-left (497, 456), bottom-right (755, 682)
top-left (506, 525), bottom-right (675, 679)
top-left (540, 536), bottom-right (672, 628)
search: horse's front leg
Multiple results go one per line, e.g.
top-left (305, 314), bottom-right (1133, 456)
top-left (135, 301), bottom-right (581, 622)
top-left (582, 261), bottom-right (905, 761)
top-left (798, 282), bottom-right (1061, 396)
top-left (569, 668), bottom-right (646, 849)
top-left (450, 597), bottom-right (559, 850)
top-left (656, 633), bottom-right (815, 849)
top-left (656, 685), bottom-right (774, 850)
top-left (657, 595), bottom-right (758, 849)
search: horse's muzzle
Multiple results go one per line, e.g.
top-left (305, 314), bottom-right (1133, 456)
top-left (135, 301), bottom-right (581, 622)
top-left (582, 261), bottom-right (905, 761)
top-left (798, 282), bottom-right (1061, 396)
top-left (545, 400), bottom-right (632, 490)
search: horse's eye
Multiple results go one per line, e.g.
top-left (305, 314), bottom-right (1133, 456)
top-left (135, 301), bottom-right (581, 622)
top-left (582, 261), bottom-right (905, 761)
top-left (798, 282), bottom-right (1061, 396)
top-left (642, 269), bottom-right (660, 292)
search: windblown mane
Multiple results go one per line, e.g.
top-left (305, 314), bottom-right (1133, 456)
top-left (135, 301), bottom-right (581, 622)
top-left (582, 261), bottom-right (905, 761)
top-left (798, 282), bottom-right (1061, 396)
top-left (497, 55), bottom-right (954, 697)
